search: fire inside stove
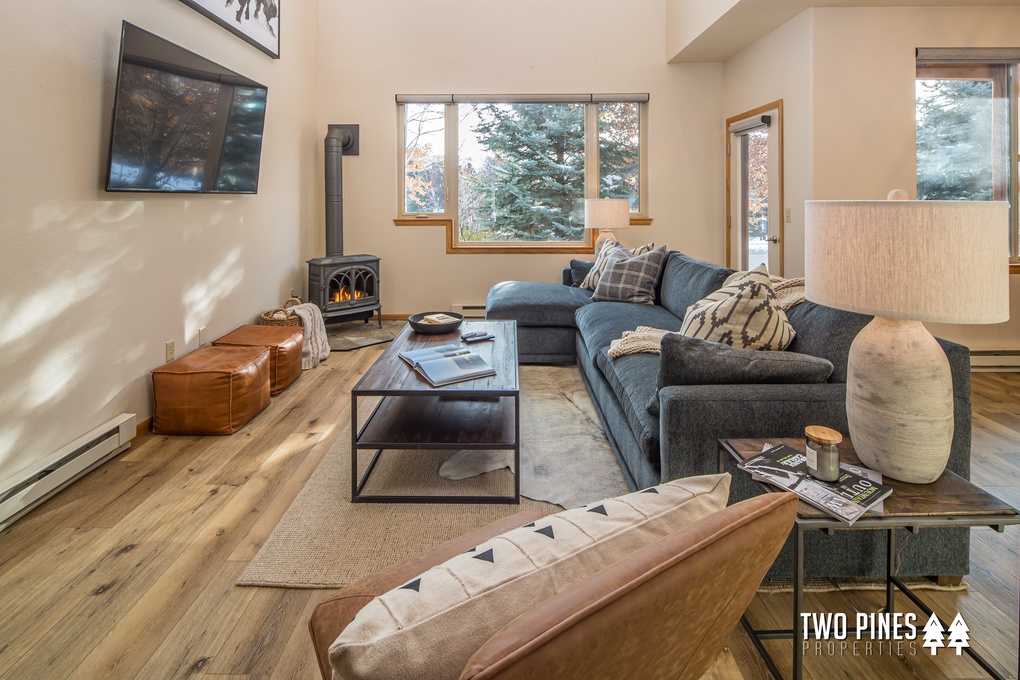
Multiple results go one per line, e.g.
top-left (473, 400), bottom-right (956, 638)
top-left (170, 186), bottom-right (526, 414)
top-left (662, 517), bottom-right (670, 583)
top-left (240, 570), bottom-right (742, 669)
top-left (331, 285), bottom-right (365, 303)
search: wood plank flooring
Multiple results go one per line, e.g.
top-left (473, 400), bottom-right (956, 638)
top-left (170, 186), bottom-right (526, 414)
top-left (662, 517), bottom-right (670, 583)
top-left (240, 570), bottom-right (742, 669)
top-left (0, 349), bottom-right (1016, 680)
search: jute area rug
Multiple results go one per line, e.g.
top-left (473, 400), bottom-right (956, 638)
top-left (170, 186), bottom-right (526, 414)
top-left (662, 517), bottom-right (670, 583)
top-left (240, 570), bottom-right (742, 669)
top-left (237, 366), bottom-right (630, 588)
top-left (326, 319), bottom-right (404, 352)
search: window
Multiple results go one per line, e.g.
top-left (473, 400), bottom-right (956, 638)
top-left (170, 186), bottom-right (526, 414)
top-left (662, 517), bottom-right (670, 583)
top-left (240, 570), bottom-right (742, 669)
top-left (397, 94), bottom-right (648, 253)
top-left (916, 50), bottom-right (1020, 269)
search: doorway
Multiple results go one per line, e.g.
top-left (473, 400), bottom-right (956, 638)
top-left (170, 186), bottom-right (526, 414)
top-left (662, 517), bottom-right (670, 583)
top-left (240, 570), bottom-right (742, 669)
top-left (726, 101), bottom-right (784, 275)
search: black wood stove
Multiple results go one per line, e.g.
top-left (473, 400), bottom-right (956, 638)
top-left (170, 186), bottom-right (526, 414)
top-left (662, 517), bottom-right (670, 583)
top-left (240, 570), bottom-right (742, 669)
top-left (307, 125), bottom-right (381, 326)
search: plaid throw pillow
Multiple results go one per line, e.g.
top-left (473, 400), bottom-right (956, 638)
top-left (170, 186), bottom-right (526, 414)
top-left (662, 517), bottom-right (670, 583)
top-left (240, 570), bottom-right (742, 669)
top-left (680, 264), bottom-right (795, 350)
top-left (580, 241), bottom-right (654, 290)
top-left (591, 246), bottom-right (667, 304)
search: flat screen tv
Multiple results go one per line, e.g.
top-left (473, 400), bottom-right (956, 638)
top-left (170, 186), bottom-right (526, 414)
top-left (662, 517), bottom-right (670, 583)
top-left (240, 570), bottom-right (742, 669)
top-left (105, 22), bottom-right (268, 194)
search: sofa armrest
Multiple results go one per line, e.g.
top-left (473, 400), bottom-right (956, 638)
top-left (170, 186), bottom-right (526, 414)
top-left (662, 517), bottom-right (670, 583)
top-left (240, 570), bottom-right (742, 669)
top-left (562, 267), bottom-right (573, 286)
top-left (657, 383), bottom-right (849, 483)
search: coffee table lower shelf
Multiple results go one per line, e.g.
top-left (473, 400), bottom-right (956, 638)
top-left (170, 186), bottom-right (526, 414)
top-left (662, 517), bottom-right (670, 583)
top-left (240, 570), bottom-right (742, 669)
top-left (351, 393), bottom-right (520, 504)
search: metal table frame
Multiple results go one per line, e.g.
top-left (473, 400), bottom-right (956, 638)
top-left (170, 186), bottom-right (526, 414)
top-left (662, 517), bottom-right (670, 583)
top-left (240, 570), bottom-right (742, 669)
top-left (718, 445), bottom-right (1020, 680)
top-left (350, 320), bottom-right (520, 505)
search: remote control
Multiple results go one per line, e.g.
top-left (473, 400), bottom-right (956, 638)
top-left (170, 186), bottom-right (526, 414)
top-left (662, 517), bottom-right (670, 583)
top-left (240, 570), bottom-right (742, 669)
top-left (463, 334), bottom-right (495, 344)
top-left (461, 330), bottom-right (489, 340)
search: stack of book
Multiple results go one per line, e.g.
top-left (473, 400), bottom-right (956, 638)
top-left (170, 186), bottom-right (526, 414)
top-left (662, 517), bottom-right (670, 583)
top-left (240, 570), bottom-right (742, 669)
top-left (738, 444), bottom-right (893, 525)
top-left (398, 344), bottom-right (496, 387)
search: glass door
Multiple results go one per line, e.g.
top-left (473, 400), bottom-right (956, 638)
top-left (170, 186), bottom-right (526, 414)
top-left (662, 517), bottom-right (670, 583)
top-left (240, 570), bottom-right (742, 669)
top-left (726, 102), bottom-right (783, 274)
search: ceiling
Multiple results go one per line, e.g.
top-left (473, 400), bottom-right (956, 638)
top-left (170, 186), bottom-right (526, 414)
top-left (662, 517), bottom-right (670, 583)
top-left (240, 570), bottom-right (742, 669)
top-left (669, 0), bottom-right (1020, 63)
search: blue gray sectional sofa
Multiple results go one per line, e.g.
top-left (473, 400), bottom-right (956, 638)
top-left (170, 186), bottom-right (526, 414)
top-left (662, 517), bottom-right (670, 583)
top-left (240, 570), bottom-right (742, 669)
top-left (486, 250), bottom-right (972, 578)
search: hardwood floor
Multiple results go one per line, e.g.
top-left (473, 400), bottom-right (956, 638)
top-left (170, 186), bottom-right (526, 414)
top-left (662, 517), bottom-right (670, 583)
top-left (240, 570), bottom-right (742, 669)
top-left (0, 351), bottom-right (1016, 680)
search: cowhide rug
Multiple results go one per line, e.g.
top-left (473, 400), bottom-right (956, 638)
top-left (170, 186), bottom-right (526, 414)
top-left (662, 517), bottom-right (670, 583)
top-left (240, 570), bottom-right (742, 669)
top-left (439, 365), bottom-right (630, 509)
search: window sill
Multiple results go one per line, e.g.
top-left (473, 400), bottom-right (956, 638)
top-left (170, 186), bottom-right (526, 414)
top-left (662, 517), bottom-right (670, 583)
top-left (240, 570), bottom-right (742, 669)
top-left (394, 216), bottom-right (652, 255)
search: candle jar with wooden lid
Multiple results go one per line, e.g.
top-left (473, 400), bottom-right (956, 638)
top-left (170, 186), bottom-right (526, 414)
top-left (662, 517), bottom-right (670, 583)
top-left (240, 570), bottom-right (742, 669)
top-left (805, 425), bottom-right (842, 482)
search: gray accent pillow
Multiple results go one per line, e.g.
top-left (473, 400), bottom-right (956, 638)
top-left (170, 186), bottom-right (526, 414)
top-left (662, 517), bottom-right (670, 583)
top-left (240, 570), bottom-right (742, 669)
top-left (569, 260), bottom-right (595, 287)
top-left (647, 334), bottom-right (834, 415)
top-left (592, 246), bottom-right (667, 305)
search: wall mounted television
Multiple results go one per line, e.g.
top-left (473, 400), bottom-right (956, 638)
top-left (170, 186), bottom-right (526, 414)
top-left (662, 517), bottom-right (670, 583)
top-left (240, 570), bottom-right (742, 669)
top-left (105, 22), bottom-right (268, 194)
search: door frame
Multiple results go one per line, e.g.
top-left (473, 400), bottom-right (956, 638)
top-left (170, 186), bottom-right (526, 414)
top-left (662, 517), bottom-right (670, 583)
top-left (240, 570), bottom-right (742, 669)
top-left (725, 100), bottom-right (784, 275)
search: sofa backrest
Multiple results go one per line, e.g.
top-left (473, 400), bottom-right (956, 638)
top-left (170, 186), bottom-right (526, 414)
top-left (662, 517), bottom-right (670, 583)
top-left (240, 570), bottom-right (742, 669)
top-left (658, 252), bottom-right (735, 319)
top-left (785, 301), bottom-right (872, 383)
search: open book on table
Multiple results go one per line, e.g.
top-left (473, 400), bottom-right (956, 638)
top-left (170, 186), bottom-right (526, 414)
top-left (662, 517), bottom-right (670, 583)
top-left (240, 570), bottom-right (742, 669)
top-left (738, 444), bottom-right (892, 525)
top-left (398, 344), bottom-right (496, 387)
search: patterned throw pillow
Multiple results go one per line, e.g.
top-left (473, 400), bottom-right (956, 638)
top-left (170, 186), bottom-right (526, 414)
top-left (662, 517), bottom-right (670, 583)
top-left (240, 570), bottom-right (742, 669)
top-left (680, 264), bottom-right (795, 350)
top-left (580, 241), bottom-right (654, 290)
top-left (329, 474), bottom-right (731, 680)
top-left (591, 246), bottom-right (667, 304)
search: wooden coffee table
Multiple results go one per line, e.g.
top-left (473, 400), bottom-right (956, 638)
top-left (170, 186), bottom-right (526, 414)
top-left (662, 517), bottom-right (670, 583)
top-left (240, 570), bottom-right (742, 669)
top-left (350, 320), bottom-right (519, 504)
top-left (720, 437), bottom-right (1020, 680)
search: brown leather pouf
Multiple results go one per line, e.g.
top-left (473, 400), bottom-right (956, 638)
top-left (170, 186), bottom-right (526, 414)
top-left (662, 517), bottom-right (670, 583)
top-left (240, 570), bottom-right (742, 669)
top-left (151, 345), bottom-right (271, 435)
top-left (213, 325), bottom-right (305, 396)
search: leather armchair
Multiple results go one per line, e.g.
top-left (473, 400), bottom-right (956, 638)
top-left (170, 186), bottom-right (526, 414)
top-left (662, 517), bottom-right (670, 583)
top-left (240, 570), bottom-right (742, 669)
top-left (309, 493), bottom-right (797, 680)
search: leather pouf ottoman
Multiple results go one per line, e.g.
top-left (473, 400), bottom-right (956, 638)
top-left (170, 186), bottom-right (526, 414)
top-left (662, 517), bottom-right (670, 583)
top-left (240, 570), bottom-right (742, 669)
top-left (151, 345), bottom-right (271, 435)
top-left (213, 325), bottom-right (304, 396)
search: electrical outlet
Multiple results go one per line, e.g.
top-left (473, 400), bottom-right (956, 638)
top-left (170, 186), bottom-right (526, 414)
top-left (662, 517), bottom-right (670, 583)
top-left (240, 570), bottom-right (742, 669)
top-left (165, 340), bottom-right (175, 363)
top-left (198, 327), bottom-right (208, 346)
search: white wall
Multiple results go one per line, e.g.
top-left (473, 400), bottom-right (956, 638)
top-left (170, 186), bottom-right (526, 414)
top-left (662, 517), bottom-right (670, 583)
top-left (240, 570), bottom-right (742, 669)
top-left (315, 0), bottom-right (726, 315)
top-left (723, 10), bottom-right (813, 277)
top-left (810, 6), bottom-right (1020, 350)
top-left (0, 2), bottom-right (320, 487)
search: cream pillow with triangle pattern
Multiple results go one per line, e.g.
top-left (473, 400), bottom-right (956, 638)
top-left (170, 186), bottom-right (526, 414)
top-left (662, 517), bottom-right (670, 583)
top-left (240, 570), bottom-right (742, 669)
top-left (329, 473), bottom-right (731, 680)
top-left (680, 264), bottom-right (796, 350)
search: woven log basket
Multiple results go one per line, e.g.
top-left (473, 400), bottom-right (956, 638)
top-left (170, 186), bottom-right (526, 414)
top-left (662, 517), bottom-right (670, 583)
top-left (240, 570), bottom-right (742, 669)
top-left (259, 297), bottom-right (303, 327)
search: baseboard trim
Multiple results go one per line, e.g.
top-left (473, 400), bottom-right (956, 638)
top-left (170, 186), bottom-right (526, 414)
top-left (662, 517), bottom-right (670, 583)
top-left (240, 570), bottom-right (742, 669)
top-left (134, 417), bottom-right (152, 442)
top-left (970, 350), bottom-right (1020, 372)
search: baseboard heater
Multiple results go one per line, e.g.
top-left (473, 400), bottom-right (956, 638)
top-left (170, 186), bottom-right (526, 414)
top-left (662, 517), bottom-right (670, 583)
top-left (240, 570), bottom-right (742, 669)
top-left (451, 303), bottom-right (487, 319)
top-left (970, 350), bottom-right (1020, 371)
top-left (0, 413), bottom-right (136, 531)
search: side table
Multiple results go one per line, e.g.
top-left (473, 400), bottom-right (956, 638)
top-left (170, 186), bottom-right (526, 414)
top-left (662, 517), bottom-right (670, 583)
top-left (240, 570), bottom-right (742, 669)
top-left (720, 437), bottom-right (1020, 680)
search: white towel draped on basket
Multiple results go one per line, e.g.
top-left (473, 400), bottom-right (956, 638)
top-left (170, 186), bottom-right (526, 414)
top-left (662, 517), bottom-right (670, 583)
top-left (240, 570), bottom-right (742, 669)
top-left (290, 303), bottom-right (331, 369)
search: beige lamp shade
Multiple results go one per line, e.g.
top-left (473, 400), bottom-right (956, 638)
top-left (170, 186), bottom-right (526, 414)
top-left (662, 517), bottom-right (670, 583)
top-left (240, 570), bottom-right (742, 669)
top-left (804, 200), bottom-right (1009, 324)
top-left (584, 199), bottom-right (631, 232)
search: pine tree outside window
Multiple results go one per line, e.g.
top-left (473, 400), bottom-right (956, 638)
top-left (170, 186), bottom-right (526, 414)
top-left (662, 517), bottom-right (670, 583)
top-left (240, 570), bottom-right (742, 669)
top-left (916, 51), bottom-right (1020, 271)
top-left (397, 94), bottom-right (648, 253)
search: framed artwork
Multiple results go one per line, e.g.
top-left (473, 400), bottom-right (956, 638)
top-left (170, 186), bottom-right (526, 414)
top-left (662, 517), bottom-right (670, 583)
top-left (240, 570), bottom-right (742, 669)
top-left (179, 0), bottom-right (280, 59)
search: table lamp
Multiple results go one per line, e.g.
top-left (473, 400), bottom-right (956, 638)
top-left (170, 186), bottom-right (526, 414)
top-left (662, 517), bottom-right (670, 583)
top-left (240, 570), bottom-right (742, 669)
top-left (584, 198), bottom-right (632, 253)
top-left (804, 191), bottom-right (1009, 483)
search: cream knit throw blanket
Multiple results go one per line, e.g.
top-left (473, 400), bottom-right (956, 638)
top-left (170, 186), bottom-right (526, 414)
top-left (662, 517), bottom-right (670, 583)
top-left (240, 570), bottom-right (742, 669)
top-left (608, 326), bottom-right (671, 359)
top-left (290, 303), bottom-right (331, 369)
top-left (607, 275), bottom-right (807, 360)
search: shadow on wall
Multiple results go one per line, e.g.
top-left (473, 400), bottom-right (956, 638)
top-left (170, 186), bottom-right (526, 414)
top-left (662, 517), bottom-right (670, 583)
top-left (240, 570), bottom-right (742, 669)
top-left (0, 196), bottom-right (246, 490)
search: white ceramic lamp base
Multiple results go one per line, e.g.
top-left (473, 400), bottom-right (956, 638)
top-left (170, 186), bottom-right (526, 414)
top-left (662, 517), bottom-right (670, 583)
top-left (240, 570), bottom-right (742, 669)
top-left (594, 229), bottom-right (616, 253)
top-left (846, 316), bottom-right (954, 484)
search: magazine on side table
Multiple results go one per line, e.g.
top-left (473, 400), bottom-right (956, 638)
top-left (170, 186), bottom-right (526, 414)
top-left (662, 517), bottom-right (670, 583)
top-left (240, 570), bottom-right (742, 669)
top-left (398, 344), bottom-right (496, 387)
top-left (738, 444), bottom-right (893, 525)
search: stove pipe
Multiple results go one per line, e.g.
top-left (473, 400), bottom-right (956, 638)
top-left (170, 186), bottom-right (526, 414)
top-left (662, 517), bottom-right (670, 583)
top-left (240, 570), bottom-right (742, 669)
top-left (324, 129), bottom-right (348, 258)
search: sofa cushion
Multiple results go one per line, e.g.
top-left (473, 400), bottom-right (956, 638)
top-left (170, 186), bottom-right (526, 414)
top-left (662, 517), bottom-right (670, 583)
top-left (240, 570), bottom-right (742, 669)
top-left (596, 348), bottom-right (663, 464)
top-left (329, 474), bottom-right (732, 680)
top-left (785, 301), bottom-right (872, 383)
top-left (574, 301), bottom-right (683, 360)
top-left (592, 246), bottom-right (667, 305)
top-left (569, 260), bottom-right (595, 287)
top-left (681, 265), bottom-right (795, 351)
top-left (647, 334), bottom-right (835, 415)
top-left (659, 252), bottom-right (735, 318)
top-left (486, 281), bottom-right (593, 328)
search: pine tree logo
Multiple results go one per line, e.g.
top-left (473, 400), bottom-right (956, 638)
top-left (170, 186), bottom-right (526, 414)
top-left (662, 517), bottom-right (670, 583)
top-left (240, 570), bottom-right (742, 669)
top-left (946, 613), bottom-right (971, 654)
top-left (922, 612), bottom-right (946, 655)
